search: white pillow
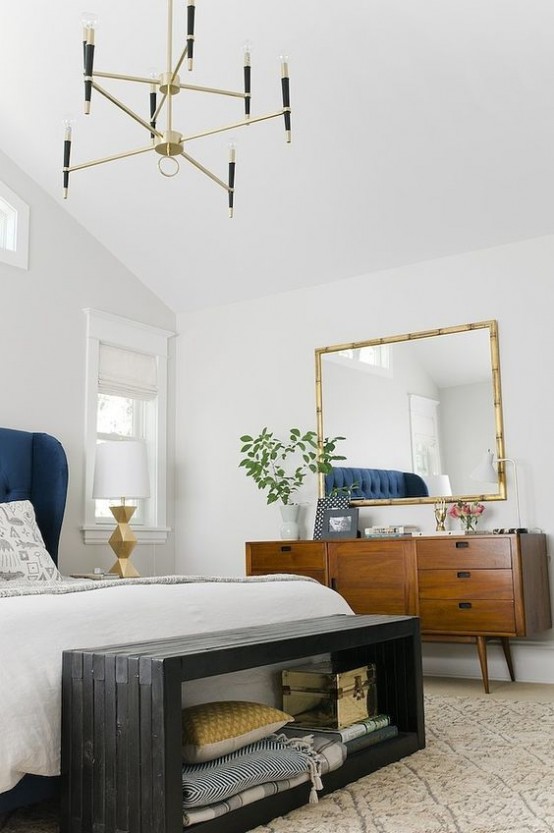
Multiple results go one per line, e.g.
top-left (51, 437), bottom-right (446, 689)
top-left (0, 500), bottom-right (62, 583)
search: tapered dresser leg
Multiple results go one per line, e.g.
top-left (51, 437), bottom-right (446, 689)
top-left (476, 636), bottom-right (490, 693)
top-left (500, 637), bottom-right (516, 681)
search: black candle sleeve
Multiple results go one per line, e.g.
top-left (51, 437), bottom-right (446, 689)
top-left (84, 42), bottom-right (95, 111)
top-left (63, 139), bottom-right (71, 193)
top-left (149, 91), bottom-right (157, 138)
top-left (228, 160), bottom-right (236, 215)
top-left (244, 65), bottom-right (251, 117)
top-left (281, 76), bottom-right (291, 134)
top-left (187, 3), bottom-right (195, 64)
top-left (281, 76), bottom-right (290, 109)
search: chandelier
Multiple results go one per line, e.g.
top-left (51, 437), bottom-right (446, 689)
top-left (63, 0), bottom-right (291, 216)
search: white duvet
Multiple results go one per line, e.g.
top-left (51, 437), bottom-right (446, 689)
top-left (0, 576), bottom-right (352, 794)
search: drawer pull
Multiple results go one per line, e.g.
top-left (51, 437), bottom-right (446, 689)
top-left (457, 571), bottom-right (471, 579)
top-left (455, 541), bottom-right (469, 548)
top-left (280, 546), bottom-right (292, 552)
top-left (458, 602), bottom-right (472, 609)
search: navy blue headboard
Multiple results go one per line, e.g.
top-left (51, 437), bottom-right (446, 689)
top-left (325, 466), bottom-right (429, 500)
top-left (0, 427), bottom-right (69, 563)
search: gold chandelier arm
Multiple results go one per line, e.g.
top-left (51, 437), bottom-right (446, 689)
top-left (152, 46), bottom-right (189, 125)
top-left (182, 109), bottom-right (285, 143)
top-left (92, 81), bottom-right (164, 139)
top-left (152, 91), bottom-right (168, 123)
top-left (67, 144), bottom-right (156, 173)
top-left (180, 150), bottom-right (230, 192)
top-left (93, 70), bottom-right (161, 86)
top-left (171, 43), bottom-right (189, 84)
top-left (178, 82), bottom-right (246, 99)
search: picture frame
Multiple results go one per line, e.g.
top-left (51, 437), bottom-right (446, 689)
top-left (321, 507), bottom-right (360, 539)
top-left (313, 494), bottom-right (350, 539)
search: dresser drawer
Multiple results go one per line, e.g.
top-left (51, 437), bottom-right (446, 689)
top-left (420, 599), bottom-right (516, 634)
top-left (246, 541), bottom-right (326, 572)
top-left (417, 537), bottom-right (512, 569)
top-left (418, 569), bottom-right (514, 600)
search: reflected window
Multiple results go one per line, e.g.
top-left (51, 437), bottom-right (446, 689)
top-left (338, 345), bottom-right (390, 371)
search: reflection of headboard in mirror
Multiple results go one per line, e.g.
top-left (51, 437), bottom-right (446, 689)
top-left (315, 320), bottom-right (506, 506)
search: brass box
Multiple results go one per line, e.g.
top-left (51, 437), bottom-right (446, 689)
top-left (281, 661), bottom-right (377, 729)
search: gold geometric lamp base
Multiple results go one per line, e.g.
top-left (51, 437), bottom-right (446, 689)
top-left (108, 505), bottom-right (140, 578)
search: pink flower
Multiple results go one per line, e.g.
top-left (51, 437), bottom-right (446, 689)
top-left (448, 501), bottom-right (485, 520)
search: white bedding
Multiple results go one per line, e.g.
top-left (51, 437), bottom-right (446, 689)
top-left (0, 575), bottom-right (352, 794)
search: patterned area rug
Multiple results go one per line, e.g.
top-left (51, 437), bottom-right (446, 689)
top-left (2, 694), bottom-right (553, 833)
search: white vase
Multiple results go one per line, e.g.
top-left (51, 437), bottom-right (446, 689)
top-left (279, 504), bottom-right (300, 540)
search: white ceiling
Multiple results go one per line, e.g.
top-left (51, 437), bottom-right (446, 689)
top-left (2, 1), bottom-right (554, 314)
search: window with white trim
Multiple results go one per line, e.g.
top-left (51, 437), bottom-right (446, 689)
top-left (0, 182), bottom-right (29, 270)
top-left (83, 309), bottom-right (174, 544)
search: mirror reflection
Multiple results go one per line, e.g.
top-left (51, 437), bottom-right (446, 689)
top-left (315, 321), bottom-right (506, 506)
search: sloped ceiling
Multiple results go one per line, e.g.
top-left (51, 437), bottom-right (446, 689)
top-left (2, 1), bottom-right (554, 313)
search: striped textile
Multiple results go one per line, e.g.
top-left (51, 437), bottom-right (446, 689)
top-left (182, 736), bottom-right (316, 808)
top-left (182, 734), bottom-right (345, 825)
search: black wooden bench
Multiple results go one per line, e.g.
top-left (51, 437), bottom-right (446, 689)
top-left (61, 613), bottom-right (425, 833)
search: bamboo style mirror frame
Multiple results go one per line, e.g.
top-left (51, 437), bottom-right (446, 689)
top-left (315, 320), bottom-right (506, 506)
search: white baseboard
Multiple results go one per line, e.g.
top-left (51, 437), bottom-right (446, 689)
top-left (422, 639), bottom-right (554, 684)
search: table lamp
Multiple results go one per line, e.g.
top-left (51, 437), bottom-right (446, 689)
top-left (92, 440), bottom-right (150, 577)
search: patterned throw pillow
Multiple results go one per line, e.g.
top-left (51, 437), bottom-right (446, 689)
top-left (0, 500), bottom-right (62, 583)
top-left (182, 701), bottom-right (293, 764)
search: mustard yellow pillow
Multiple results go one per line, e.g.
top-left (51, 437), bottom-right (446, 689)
top-left (182, 701), bottom-right (293, 764)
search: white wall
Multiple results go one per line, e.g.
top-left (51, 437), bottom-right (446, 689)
top-left (0, 149), bottom-right (177, 576)
top-left (175, 234), bottom-right (554, 682)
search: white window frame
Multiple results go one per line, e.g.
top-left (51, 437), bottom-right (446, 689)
top-left (82, 308), bottom-right (174, 544)
top-left (0, 182), bottom-right (29, 270)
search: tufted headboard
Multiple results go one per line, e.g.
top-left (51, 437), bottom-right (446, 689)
top-left (0, 427), bottom-right (69, 564)
top-left (325, 466), bottom-right (429, 501)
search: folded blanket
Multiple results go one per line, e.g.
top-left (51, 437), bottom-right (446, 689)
top-left (182, 735), bottom-right (322, 808)
top-left (182, 733), bottom-right (346, 825)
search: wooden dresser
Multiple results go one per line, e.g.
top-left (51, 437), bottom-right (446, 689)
top-left (245, 533), bottom-right (552, 692)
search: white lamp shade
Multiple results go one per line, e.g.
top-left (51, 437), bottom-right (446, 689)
top-left (422, 474), bottom-right (452, 497)
top-left (92, 440), bottom-right (150, 500)
top-left (470, 450), bottom-right (498, 484)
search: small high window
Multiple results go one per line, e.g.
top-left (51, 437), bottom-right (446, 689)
top-left (0, 183), bottom-right (29, 270)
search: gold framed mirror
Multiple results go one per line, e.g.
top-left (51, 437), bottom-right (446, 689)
top-left (315, 320), bottom-right (506, 506)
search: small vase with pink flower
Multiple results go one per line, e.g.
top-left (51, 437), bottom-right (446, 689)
top-left (448, 501), bottom-right (485, 533)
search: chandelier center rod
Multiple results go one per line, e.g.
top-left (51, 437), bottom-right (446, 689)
top-left (166, 0), bottom-right (174, 134)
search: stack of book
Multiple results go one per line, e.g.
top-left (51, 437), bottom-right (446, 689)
top-left (363, 524), bottom-right (419, 537)
top-left (283, 713), bottom-right (398, 755)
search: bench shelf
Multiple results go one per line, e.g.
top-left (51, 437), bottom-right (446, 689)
top-left (61, 613), bottom-right (425, 833)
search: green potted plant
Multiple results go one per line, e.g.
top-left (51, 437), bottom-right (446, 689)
top-left (239, 427), bottom-right (346, 539)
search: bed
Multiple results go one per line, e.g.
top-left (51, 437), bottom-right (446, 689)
top-left (0, 426), bottom-right (69, 813)
top-left (0, 427), bottom-right (353, 815)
